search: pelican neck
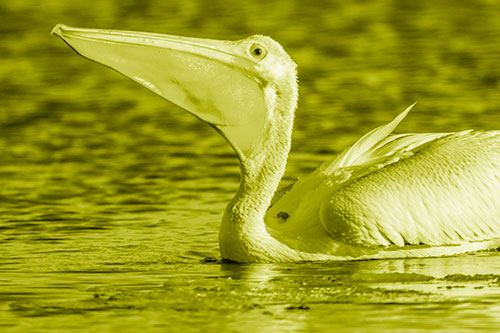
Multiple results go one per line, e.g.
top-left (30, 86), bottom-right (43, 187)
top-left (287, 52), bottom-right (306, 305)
top-left (218, 74), bottom-right (298, 262)
top-left (218, 109), bottom-right (294, 262)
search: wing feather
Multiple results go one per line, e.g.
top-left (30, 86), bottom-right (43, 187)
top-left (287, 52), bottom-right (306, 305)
top-left (331, 103), bottom-right (415, 170)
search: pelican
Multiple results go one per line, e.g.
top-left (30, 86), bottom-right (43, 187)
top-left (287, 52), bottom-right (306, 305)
top-left (52, 24), bottom-right (500, 263)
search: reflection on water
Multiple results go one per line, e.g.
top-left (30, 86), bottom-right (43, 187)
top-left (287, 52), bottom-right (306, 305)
top-left (1, 0), bottom-right (500, 331)
top-left (4, 256), bottom-right (500, 332)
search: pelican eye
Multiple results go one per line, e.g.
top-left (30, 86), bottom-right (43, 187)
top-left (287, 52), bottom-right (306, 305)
top-left (249, 43), bottom-right (267, 60)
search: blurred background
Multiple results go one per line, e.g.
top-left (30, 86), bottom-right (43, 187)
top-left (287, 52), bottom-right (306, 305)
top-left (3, 0), bottom-right (500, 144)
top-left (4, 0), bottom-right (500, 218)
top-left (1, 1), bottom-right (500, 332)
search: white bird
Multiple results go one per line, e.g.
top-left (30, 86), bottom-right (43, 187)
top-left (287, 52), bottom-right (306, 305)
top-left (52, 24), bottom-right (500, 263)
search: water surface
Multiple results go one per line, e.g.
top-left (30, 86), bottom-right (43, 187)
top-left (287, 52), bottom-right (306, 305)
top-left (1, 0), bottom-right (500, 331)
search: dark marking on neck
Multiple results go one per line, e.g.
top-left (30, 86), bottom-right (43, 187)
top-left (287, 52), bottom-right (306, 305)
top-left (276, 211), bottom-right (290, 222)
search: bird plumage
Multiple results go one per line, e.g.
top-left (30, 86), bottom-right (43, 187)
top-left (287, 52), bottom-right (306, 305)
top-left (322, 130), bottom-right (500, 247)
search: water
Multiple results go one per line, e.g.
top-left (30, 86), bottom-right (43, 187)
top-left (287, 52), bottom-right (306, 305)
top-left (1, 0), bottom-right (500, 331)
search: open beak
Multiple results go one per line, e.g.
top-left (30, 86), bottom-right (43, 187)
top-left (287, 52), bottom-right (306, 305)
top-left (51, 24), bottom-right (267, 158)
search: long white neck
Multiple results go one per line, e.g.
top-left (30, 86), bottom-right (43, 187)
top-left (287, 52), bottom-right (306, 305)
top-left (219, 85), bottom-right (296, 262)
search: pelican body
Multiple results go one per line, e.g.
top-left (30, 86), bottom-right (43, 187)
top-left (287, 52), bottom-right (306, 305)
top-left (52, 24), bottom-right (500, 262)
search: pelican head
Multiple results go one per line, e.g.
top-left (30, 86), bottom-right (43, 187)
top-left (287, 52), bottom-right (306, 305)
top-left (51, 24), bottom-right (298, 161)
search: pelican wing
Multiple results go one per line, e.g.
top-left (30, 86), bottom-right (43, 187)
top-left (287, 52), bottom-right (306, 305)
top-left (267, 106), bottom-right (447, 241)
top-left (268, 106), bottom-right (500, 250)
top-left (320, 130), bottom-right (500, 247)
